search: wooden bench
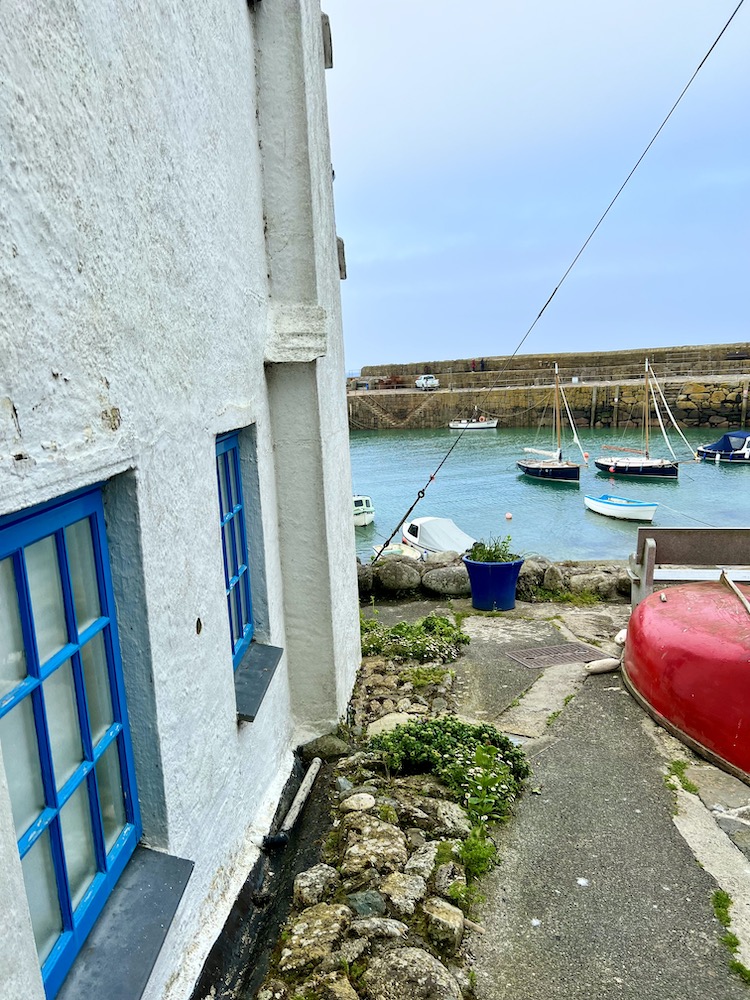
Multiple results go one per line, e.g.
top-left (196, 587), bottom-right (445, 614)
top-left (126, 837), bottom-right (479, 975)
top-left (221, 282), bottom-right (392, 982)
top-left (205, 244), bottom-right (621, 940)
top-left (628, 527), bottom-right (750, 607)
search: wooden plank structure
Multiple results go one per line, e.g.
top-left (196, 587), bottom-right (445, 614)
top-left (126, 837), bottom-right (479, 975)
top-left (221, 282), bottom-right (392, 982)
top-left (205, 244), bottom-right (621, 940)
top-left (628, 526), bottom-right (750, 606)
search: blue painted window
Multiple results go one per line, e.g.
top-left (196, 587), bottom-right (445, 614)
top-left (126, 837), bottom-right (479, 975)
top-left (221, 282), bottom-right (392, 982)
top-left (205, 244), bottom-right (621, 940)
top-left (216, 433), bottom-right (254, 668)
top-left (0, 486), bottom-right (141, 999)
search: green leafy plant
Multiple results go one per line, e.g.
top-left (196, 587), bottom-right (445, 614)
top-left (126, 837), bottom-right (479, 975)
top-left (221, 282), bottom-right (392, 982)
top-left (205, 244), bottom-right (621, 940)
top-left (466, 535), bottom-right (520, 563)
top-left (370, 716), bottom-right (529, 818)
top-left (398, 665), bottom-right (455, 688)
top-left (667, 759), bottom-right (699, 795)
top-left (360, 613), bottom-right (469, 663)
top-left (458, 826), bottom-right (498, 879)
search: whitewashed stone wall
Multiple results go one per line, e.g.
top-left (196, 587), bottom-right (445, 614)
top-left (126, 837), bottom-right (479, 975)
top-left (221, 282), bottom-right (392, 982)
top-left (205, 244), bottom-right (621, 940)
top-left (0, 2), bottom-right (359, 998)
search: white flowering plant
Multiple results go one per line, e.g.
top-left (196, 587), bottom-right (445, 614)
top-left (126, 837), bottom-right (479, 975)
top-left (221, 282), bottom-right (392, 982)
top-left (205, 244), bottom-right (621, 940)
top-left (359, 613), bottom-right (469, 663)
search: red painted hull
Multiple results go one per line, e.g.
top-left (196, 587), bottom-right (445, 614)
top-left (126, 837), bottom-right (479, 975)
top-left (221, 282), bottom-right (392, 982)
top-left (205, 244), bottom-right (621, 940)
top-left (623, 582), bottom-right (750, 782)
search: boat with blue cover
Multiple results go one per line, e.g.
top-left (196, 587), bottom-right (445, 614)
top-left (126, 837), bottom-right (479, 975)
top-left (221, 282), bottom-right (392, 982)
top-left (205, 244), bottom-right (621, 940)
top-left (696, 430), bottom-right (750, 464)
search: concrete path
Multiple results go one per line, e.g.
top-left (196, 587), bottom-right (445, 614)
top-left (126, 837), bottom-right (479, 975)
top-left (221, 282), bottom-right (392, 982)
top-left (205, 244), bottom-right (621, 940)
top-left (445, 600), bottom-right (750, 1000)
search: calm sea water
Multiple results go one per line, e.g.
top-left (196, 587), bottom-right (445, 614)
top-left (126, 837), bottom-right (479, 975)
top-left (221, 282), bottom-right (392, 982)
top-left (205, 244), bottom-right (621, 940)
top-left (350, 426), bottom-right (750, 562)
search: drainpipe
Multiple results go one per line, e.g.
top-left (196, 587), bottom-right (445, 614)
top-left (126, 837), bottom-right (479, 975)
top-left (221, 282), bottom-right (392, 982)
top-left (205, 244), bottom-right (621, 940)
top-left (262, 757), bottom-right (322, 849)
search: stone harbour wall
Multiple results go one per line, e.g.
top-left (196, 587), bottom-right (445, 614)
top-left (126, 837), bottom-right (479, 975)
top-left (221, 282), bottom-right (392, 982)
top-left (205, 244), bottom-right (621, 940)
top-left (348, 378), bottom-right (749, 431)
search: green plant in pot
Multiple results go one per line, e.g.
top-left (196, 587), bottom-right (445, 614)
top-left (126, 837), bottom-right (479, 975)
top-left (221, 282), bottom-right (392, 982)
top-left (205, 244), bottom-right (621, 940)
top-left (463, 535), bottom-right (524, 611)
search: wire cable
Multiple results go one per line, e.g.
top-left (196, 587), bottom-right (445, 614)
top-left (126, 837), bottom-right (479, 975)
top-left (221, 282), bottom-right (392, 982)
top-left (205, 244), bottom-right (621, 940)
top-left (372, 2), bottom-right (744, 560)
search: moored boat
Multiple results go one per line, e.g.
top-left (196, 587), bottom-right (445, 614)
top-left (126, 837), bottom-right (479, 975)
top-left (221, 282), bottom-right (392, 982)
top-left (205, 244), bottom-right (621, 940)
top-left (372, 542), bottom-right (421, 560)
top-left (518, 363), bottom-right (586, 482)
top-left (402, 516), bottom-right (475, 555)
top-left (353, 494), bottom-right (375, 526)
top-left (622, 579), bottom-right (750, 783)
top-left (594, 360), bottom-right (687, 480)
top-left (449, 416), bottom-right (499, 430)
top-left (696, 430), bottom-right (750, 464)
top-left (583, 494), bottom-right (658, 522)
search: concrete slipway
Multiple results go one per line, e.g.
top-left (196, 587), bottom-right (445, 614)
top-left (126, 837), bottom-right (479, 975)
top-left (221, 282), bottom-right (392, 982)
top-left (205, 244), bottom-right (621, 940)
top-left (374, 598), bottom-right (750, 999)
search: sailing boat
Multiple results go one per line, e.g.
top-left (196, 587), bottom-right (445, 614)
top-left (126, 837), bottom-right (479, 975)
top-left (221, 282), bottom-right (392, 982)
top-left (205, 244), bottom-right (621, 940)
top-left (593, 359), bottom-right (680, 479)
top-left (517, 363), bottom-right (587, 482)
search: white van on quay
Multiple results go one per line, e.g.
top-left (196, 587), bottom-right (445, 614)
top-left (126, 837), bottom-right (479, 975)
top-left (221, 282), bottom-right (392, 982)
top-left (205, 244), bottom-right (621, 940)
top-left (415, 374), bottom-right (440, 390)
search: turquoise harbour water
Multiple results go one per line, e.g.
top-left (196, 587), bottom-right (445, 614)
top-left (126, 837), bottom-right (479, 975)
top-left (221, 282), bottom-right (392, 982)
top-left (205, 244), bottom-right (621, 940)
top-left (350, 426), bottom-right (750, 562)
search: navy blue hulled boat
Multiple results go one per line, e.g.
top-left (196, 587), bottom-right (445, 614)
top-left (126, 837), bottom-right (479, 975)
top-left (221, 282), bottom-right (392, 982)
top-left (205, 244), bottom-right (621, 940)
top-left (697, 430), bottom-right (750, 464)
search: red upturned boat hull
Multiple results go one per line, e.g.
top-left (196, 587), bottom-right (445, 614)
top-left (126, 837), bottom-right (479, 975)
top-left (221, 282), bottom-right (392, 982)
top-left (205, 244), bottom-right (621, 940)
top-left (622, 581), bottom-right (750, 783)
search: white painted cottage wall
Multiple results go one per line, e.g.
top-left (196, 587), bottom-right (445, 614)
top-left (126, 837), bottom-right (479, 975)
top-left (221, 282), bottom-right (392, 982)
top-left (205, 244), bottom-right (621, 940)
top-left (0, 1), bottom-right (360, 997)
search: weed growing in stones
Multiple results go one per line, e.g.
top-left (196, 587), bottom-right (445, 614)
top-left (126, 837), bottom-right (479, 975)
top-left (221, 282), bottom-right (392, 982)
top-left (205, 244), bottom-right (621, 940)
top-left (360, 613), bottom-right (469, 663)
top-left (712, 890), bottom-right (750, 983)
top-left (370, 716), bottom-right (529, 825)
top-left (666, 759), bottom-right (699, 795)
top-left (398, 664), bottom-right (455, 688)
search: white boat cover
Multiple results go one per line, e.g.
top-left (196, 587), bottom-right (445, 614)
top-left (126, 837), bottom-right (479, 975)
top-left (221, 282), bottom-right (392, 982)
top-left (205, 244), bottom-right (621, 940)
top-left (403, 516), bottom-right (476, 553)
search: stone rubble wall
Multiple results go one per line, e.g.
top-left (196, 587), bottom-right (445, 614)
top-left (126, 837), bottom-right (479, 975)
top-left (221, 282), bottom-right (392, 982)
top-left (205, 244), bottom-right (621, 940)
top-left (357, 553), bottom-right (632, 603)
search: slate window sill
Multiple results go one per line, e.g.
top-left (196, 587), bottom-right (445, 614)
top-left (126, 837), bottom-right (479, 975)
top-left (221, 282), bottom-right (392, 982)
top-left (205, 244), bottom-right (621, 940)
top-left (58, 846), bottom-right (193, 1000)
top-left (234, 642), bottom-right (284, 722)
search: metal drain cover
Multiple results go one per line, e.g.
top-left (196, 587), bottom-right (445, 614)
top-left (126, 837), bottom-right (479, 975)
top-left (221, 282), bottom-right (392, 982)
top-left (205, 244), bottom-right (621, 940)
top-left (505, 642), bottom-right (602, 668)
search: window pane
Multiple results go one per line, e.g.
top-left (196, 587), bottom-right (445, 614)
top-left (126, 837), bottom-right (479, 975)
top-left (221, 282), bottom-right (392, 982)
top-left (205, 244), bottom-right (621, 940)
top-left (96, 742), bottom-right (126, 853)
top-left (223, 521), bottom-right (237, 579)
top-left (0, 556), bottom-right (27, 697)
top-left (217, 456), bottom-right (230, 519)
top-left (60, 781), bottom-right (97, 911)
top-left (0, 696), bottom-right (46, 839)
top-left (227, 451), bottom-right (240, 510)
top-left (25, 535), bottom-right (68, 665)
top-left (65, 519), bottom-right (101, 634)
top-left (21, 828), bottom-right (63, 963)
top-left (238, 571), bottom-right (249, 632)
top-left (80, 633), bottom-right (113, 747)
top-left (44, 661), bottom-right (83, 790)
top-left (228, 591), bottom-right (239, 647)
top-left (233, 516), bottom-right (246, 572)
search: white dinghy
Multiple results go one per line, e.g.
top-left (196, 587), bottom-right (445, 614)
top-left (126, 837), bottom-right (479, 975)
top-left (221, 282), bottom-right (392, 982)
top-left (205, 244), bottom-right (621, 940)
top-left (584, 494), bottom-right (658, 523)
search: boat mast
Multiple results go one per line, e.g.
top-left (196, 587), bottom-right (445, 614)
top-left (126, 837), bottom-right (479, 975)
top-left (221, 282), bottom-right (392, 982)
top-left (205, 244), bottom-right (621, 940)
top-left (643, 358), bottom-right (650, 459)
top-left (554, 363), bottom-right (562, 460)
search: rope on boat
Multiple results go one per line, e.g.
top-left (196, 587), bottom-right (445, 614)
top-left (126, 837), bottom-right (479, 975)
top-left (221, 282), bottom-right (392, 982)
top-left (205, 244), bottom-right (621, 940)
top-left (371, 3), bottom-right (745, 559)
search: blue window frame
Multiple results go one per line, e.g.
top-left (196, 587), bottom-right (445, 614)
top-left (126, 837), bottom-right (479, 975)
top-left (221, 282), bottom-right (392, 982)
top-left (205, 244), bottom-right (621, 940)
top-left (216, 433), bottom-right (254, 668)
top-left (0, 487), bottom-right (141, 1000)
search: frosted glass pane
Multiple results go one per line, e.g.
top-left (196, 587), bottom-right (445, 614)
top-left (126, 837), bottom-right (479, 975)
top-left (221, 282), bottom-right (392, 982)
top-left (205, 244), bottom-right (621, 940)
top-left (44, 661), bottom-right (83, 790)
top-left (65, 519), bottom-right (101, 634)
top-left (26, 535), bottom-right (68, 665)
top-left (60, 781), bottom-right (97, 911)
top-left (0, 557), bottom-right (27, 698)
top-left (233, 517), bottom-right (246, 570)
top-left (96, 742), bottom-right (126, 853)
top-left (0, 696), bottom-right (46, 839)
top-left (21, 828), bottom-right (62, 963)
top-left (80, 633), bottom-right (113, 746)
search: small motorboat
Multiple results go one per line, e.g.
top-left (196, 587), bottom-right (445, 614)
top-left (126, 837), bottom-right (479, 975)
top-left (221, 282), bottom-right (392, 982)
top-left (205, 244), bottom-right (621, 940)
top-left (401, 516), bottom-right (475, 555)
top-left (353, 495), bottom-right (375, 526)
top-left (583, 494), bottom-right (658, 522)
top-left (372, 542), bottom-right (422, 560)
top-left (449, 408), bottom-right (498, 430)
top-left (622, 578), bottom-right (750, 783)
top-left (696, 430), bottom-right (750, 464)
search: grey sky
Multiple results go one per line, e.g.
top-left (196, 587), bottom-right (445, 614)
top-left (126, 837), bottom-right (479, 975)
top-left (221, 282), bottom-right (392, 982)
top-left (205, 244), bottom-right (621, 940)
top-left (323, 1), bottom-right (749, 372)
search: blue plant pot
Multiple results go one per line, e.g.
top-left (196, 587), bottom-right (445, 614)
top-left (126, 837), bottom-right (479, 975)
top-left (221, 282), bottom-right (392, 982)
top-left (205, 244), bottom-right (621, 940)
top-left (463, 557), bottom-right (525, 611)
